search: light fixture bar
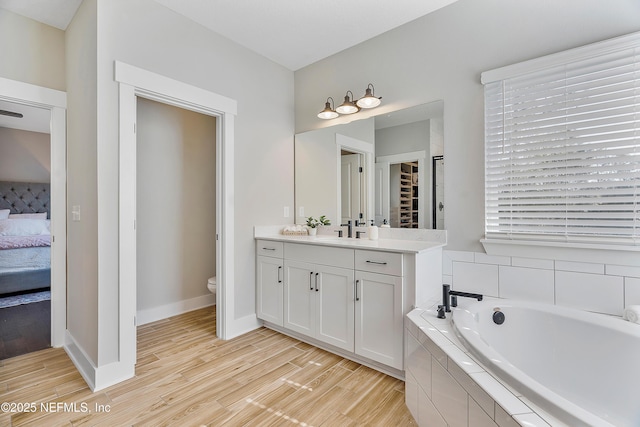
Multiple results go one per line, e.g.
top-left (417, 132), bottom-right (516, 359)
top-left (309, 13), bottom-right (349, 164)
top-left (317, 84), bottom-right (381, 119)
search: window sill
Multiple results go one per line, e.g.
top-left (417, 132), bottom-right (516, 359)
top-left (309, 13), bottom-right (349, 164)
top-left (480, 238), bottom-right (640, 267)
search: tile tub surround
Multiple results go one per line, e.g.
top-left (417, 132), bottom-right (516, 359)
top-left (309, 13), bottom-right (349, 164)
top-left (405, 299), bottom-right (560, 427)
top-left (443, 250), bottom-right (640, 317)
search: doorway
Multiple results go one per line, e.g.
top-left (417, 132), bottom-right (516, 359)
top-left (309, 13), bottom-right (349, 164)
top-left (340, 149), bottom-right (364, 225)
top-left (135, 98), bottom-right (217, 325)
top-left (116, 61), bottom-right (237, 381)
top-left (0, 77), bottom-right (67, 350)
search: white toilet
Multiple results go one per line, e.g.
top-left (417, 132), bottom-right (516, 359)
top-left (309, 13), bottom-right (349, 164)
top-left (207, 276), bottom-right (217, 300)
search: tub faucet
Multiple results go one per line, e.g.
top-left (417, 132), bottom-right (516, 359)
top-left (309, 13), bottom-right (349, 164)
top-left (340, 220), bottom-right (353, 238)
top-left (438, 284), bottom-right (483, 316)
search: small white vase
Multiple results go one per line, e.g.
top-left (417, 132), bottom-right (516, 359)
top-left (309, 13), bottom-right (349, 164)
top-left (308, 227), bottom-right (317, 236)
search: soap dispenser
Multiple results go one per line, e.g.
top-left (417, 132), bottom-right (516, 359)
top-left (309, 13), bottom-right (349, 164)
top-left (368, 220), bottom-right (379, 240)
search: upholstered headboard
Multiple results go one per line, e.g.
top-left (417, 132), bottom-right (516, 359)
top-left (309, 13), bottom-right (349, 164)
top-left (0, 181), bottom-right (51, 219)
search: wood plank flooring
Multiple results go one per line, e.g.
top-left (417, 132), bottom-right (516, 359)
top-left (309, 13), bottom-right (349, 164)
top-left (0, 306), bottom-right (416, 426)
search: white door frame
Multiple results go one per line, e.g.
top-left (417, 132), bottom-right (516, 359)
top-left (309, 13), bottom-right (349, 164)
top-left (376, 150), bottom-right (427, 228)
top-left (335, 134), bottom-right (374, 225)
top-left (0, 77), bottom-right (67, 347)
top-left (115, 62), bottom-right (237, 371)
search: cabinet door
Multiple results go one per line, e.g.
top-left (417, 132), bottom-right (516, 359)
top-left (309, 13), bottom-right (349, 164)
top-left (355, 271), bottom-right (403, 370)
top-left (256, 256), bottom-right (283, 326)
top-left (316, 265), bottom-right (355, 352)
top-left (283, 260), bottom-right (315, 336)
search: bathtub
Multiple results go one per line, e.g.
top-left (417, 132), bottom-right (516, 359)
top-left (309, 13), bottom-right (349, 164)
top-left (452, 300), bottom-right (640, 427)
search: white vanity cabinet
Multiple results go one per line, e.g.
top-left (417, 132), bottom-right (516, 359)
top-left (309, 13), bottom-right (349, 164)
top-left (256, 240), bottom-right (284, 326)
top-left (354, 250), bottom-right (404, 370)
top-left (254, 232), bottom-right (444, 378)
top-left (283, 243), bottom-right (355, 352)
top-left (284, 260), bottom-right (354, 351)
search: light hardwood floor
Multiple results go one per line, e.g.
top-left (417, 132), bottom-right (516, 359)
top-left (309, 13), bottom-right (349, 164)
top-left (0, 306), bottom-right (416, 426)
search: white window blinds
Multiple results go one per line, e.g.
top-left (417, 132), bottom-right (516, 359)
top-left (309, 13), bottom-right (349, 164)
top-left (483, 34), bottom-right (640, 245)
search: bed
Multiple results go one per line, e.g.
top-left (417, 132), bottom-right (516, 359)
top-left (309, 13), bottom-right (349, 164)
top-left (0, 181), bottom-right (51, 296)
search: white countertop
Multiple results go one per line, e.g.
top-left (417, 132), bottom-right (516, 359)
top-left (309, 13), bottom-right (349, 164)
top-left (254, 225), bottom-right (446, 254)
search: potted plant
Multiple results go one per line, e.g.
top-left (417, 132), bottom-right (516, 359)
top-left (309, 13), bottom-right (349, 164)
top-left (305, 215), bottom-right (331, 236)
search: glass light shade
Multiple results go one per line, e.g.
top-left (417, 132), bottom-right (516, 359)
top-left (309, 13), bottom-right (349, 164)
top-left (336, 92), bottom-right (359, 115)
top-left (318, 109), bottom-right (339, 119)
top-left (317, 99), bottom-right (339, 119)
top-left (356, 85), bottom-right (381, 109)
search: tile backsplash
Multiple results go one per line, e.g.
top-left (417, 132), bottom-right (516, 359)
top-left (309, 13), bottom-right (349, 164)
top-left (443, 250), bottom-right (640, 317)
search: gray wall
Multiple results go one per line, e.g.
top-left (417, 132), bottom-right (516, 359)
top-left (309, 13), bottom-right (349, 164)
top-left (294, 0), bottom-right (640, 251)
top-left (65, 0), bottom-right (99, 362)
top-left (0, 127), bottom-right (51, 182)
top-left (375, 120), bottom-right (429, 158)
top-left (64, 0), bottom-right (294, 365)
top-left (0, 8), bottom-right (66, 91)
top-left (136, 97), bottom-right (216, 312)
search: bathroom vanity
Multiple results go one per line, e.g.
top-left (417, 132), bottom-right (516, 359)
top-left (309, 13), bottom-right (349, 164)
top-left (255, 227), bottom-right (445, 378)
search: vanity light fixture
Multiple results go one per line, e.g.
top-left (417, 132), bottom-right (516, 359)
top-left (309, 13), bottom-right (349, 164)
top-left (317, 85), bottom-right (382, 119)
top-left (335, 91), bottom-right (359, 115)
top-left (356, 83), bottom-right (382, 109)
top-left (317, 97), bottom-right (339, 119)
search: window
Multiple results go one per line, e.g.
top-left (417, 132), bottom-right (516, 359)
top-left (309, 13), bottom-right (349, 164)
top-left (482, 32), bottom-right (640, 246)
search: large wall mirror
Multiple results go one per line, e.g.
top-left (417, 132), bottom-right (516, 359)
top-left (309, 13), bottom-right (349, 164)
top-left (295, 100), bottom-right (444, 229)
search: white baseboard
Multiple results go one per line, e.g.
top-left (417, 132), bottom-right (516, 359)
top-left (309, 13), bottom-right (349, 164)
top-left (64, 330), bottom-right (135, 392)
top-left (136, 293), bottom-right (215, 326)
top-left (224, 313), bottom-right (262, 340)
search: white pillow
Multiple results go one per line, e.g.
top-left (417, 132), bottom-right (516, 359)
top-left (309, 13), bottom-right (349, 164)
top-left (8, 212), bottom-right (47, 219)
top-left (0, 219), bottom-right (50, 236)
top-left (0, 209), bottom-right (9, 219)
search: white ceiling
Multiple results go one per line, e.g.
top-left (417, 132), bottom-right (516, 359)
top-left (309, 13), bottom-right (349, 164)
top-left (0, 0), bottom-right (81, 30)
top-left (0, 0), bottom-right (458, 132)
top-left (0, 0), bottom-right (459, 71)
top-left (153, 0), bottom-right (460, 70)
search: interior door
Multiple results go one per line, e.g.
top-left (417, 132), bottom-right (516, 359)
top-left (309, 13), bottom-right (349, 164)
top-left (374, 162), bottom-right (389, 226)
top-left (341, 153), bottom-right (362, 224)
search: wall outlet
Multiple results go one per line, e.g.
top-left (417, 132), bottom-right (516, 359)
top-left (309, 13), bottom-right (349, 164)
top-left (299, 206), bottom-right (304, 218)
top-left (284, 206), bottom-right (290, 218)
top-left (72, 205), bottom-right (81, 221)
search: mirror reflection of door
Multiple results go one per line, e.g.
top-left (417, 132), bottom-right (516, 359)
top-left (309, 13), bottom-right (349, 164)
top-left (341, 150), bottom-right (363, 224)
top-left (432, 155), bottom-right (444, 229)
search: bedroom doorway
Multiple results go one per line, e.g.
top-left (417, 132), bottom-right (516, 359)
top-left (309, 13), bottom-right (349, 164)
top-left (0, 77), bottom-right (68, 352)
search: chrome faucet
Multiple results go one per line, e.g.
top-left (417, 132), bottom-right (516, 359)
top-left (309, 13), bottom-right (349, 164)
top-left (437, 284), bottom-right (483, 318)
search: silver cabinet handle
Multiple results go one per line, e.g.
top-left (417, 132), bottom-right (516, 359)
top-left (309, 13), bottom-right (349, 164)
top-left (262, 247), bottom-right (276, 251)
top-left (278, 265), bottom-right (282, 283)
top-left (309, 272), bottom-right (314, 290)
top-left (315, 272), bottom-right (319, 292)
top-left (366, 260), bottom-right (388, 265)
top-left (355, 279), bottom-right (360, 301)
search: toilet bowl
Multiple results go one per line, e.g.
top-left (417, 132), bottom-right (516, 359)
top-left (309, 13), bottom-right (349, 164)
top-left (207, 276), bottom-right (217, 295)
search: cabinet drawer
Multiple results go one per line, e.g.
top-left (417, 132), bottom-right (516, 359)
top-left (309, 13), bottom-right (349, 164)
top-left (284, 243), bottom-right (354, 269)
top-left (355, 250), bottom-right (402, 276)
top-left (257, 240), bottom-right (284, 258)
